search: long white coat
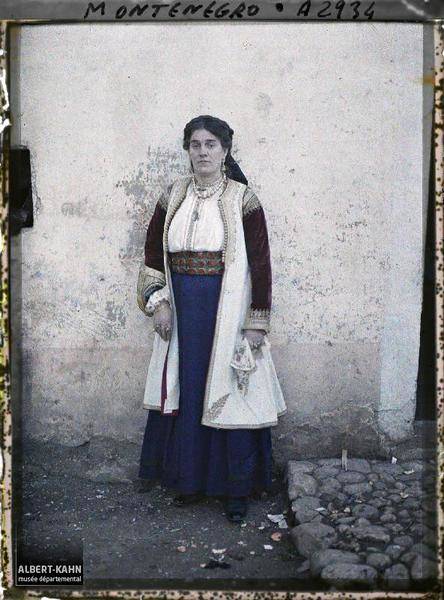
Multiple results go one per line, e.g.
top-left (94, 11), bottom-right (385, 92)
top-left (141, 176), bottom-right (286, 429)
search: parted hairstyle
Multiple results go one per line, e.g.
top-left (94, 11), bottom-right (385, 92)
top-left (183, 115), bottom-right (248, 186)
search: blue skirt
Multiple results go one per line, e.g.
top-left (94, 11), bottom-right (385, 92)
top-left (138, 271), bottom-right (273, 498)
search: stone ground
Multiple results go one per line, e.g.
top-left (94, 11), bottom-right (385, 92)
top-left (287, 456), bottom-right (439, 591)
top-left (15, 422), bottom-right (441, 593)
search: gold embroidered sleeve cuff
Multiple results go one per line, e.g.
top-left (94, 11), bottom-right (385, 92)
top-left (243, 308), bottom-right (271, 334)
top-left (137, 263), bottom-right (166, 315)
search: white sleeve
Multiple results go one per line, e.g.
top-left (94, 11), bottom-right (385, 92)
top-left (145, 286), bottom-right (170, 316)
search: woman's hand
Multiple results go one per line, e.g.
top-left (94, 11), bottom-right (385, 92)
top-left (243, 329), bottom-right (266, 353)
top-left (153, 300), bottom-right (172, 341)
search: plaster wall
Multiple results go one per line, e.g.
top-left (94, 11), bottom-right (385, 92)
top-left (14, 23), bottom-right (425, 460)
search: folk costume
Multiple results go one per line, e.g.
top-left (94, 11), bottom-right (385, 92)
top-left (137, 175), bottom-right (286, 497)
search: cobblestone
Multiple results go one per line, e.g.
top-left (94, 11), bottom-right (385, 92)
top-left (291, 495), bottom-right (321, 511)
top-left (351, 524), bottom-right (391, 544)
top-left (380, 513), bottom-right (396, 524)
top-left (310, 549), bottom-right (360, 576)
top-left (343, 481), bottom-right (374, 496)
top-left (288, 456), bottom-right (437, 590)
top-left (313, 465), bottom-right (340, 479)
top-left (287, 460), bottom-right (316, 475)
top-left (336, 516), bottom-right (356, 524)
top-left (290, 522), bottom-right (337, 558)
top-left (366, 552), bottom-right (392, 570)
top-left (321, 562), bottom-right (378, 588)
top-left (385, 544), bottom-right (403, 560)
top-left (336, 471), bottom-right (366, 484)
top-left (351, 504), bottom-right (379, 520)
top-left (319, 478), bottom-right (342, 494)
top-left (379, 473), bottom-right (396, 486)
top-left (344, 459), bottom-right (372, 473)
top-left (368, 498), bottom-right (386, 509)
top-left (393, 535), bottom-right (414, 548)
top-left (293, 506), bottom-right (320, 524)
top-left (287, 471), bottom-right (318, 500)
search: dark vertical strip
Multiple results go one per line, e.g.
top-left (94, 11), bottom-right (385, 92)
top-left (415, 104), bottom-right (437, 420)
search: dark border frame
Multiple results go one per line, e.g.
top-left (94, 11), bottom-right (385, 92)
top-left (0, 10), bottom-right (443, 599)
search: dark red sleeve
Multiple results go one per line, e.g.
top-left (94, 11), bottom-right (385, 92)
top-left (243, 206), bottom-right (272, 311)
top-left (144, 202), bottom-right (167, 273)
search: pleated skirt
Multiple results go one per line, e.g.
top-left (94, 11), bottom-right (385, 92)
top-left (138, 271), bottom-right (273, 498)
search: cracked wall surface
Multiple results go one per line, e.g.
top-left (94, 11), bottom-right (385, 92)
top-left (13, 23), bottom-right (425, 460)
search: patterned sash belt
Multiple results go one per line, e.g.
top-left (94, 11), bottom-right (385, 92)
top-left (169, 251), bottom-right (224, 275)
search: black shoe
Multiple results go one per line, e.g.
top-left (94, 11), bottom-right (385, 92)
top-left (225, 496), bottom-right (248, 523)
top-left (172, 493), bottom-right (204, 506)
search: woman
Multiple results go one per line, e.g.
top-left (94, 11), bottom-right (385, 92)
top-left (136, 115), bottom-right (286, 523)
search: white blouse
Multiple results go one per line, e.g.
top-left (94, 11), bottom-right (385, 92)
top-left (167, 183), bottom-right (224, 252)
top-left (146, 183), bottom-right (224, 314)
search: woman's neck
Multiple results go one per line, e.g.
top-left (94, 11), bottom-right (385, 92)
top-left (194, 172), bottom-right (222, 186)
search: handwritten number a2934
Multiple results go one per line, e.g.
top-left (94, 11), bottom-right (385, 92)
top-left (297, 0), bottom-right (375, 20)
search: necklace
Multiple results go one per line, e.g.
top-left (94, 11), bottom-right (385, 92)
top-left (191, 175), bottom-right (227, 222)
top-left (192, 174), bottom-right (226, 200)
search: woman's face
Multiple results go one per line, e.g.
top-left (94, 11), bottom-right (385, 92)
top-left (188, 128), bottom-right (227, 179)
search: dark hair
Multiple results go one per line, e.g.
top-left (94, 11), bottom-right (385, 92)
top-left (183, 115), bottom-right (248, 186)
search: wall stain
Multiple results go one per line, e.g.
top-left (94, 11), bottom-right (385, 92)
top-left (105, 300), bottom-right (126, 328)
top-left (255, 92), bottom-right (273, 118)
top-left (116, 145), bottom-right (188, 269)
top-left (61, 198), bottom-right (86, 217)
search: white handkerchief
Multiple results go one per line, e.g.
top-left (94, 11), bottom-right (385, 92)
top-left (230, 337), bottom-right (257, 395)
